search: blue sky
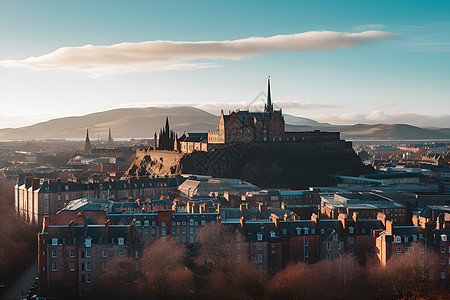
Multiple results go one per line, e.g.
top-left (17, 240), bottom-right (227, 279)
top-left (0, 0), bottom-right (449, 128)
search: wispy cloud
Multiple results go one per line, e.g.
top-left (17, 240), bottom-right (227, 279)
top-left (353, 24), bottom-right (385, 31)
top-left (374, 102), bottom-right (396, 109)
top-left (0, 31), bottom-right (396, 77)
top-left (312, 111), bottom-right (450, 128)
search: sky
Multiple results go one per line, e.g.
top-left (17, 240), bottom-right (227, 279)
top-left (0, 0), bottom-right (449, 128)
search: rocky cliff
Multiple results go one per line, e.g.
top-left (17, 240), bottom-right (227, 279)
top-left (125, 142), bottom-right (373, 189)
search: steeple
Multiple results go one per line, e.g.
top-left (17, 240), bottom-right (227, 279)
top-left (264, 76), bottom-right (273, 113)
top-left (84, 129), bottom-right (92, 153)
top-left (107, 128), bottom-right (113, 144)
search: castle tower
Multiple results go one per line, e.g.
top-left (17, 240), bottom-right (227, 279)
top-left (107, 128), bottom-right (113, 145)
top-left (264, 76), bottom-right (273, 113)
top-left (84, 129), bottom-right (92, 153)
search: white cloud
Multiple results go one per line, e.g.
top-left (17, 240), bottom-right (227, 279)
top-left (312, 111), bottom-right (450, 128)
top-left (0, 31), bottom-right (396, 77)
top-left (353, 24), bottom-right (386, 31)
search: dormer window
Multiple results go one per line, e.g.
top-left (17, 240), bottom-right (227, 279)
top-left (118, 237), bottom-right (124, 245)
top-left (270, 231), bottom-right (276, 238)
top-left (85, 238), bottom-right (92, 248)
top-left (190, 219), bottom-right (194, 226)
top-left (404, 236), bottom-right (408, 243)
top-left (296, 227), bottom-right (301, 235)
top-left (441, 234), bottom-right (448, 242)
top-left (412, 235), bottom-right (417, 242)
top-left (136, 220), bottom-right (141, 227)
top-left (349, 227), bottom-right (354, 234)
top-left (304, 227), bottom-right (309, 235)
top-left (144, 220), bottom-right (149, 227)
top-left (282, 229), bottom-right (287, 235)
top-left (395, 236), bottom-right (402, 243)
top-left (257, 233), bottom-right (263, 241)
top-left (52, 238), bottom-right (58, 245)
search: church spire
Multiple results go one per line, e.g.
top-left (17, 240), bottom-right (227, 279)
top-left (84, 129), bottom-right (92, 153)
top-left (264, 76), bottom-right (273, 113)
top-left (108, 128), bottom-right (113, 144)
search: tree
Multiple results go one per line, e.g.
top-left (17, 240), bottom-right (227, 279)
top-left (139, 239), bottom-right (194, 299)
top-left (369, 244), bottom-right (438, 299)
top-left (197, 223), bottom-right (236, 271)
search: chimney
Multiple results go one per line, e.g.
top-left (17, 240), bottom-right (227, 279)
top-left (105, 219), bottom-right (110, 237)
top-left (68, 221), bottom-right (74, 242)
top-left (42, 216), bottom-right (50, 233)
top-left (258, 203), bottom-right (266, 214)
top-left (437, 213), bottom-right (445, 229)
top-left (386, 220), bottom-right (394, 235)
top-left (311, 213), bottom-right (319, 225)
top-left (284, 213), bottom-right (289, 222)
top-left (281, 202), bottom-right (286, 210)
top-left (270, 214), bottom-right (280, 228)
top-left (130, 219), bottom-right (137, 243)
top-left (199, 204), bottom-right (205, 214)
top-left (217, 204), bottom-right (221, 215)
top-left (352, 212), bottom-right (359, 223)
top-left (240, 216), bottom-right (245, 229)
top-left (240, 203), bottom-right (246, 212)
top-left (338, 213), bottom-right (347, 230)
top-left (377, 212), bottom-right (387, 227)
top-left (77, 212), bottom-right (86, 227)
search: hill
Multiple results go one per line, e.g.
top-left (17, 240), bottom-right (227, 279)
top-left (1, 106), bottom-right (449, 140)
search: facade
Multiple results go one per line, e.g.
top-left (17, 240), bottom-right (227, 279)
top-left (15, 175), bottom-right (183, 227)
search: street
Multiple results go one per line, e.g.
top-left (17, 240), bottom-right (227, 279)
top-left (1, 257), bottom-right (37, 300)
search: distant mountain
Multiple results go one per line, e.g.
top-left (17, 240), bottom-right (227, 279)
top-left (0, 107), bottom-right (449, 140)
top-left (0, 107), bottom-right (218, 140)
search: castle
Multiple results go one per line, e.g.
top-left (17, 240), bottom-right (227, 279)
top-left (175, 78), bottom-right (342, 153)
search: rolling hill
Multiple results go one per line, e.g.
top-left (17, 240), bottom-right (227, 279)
top-left (0, 107), bottom-right (449, 140)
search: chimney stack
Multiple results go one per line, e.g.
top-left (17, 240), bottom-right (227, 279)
top-left (240, 216), bottom-right (245, 229)
top-left (105, 219), bottom-right (110, 237)
top-left (386, 220), bottom-right (394, 235)
top-left (338, 213), bottom-right (348, 230)
top-left (68, 221), bottom-right (74, 242)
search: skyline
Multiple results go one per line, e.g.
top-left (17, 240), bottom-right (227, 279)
top-left (1, 1), bottom-right (449, 129)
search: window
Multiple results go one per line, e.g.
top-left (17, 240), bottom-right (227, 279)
top-left (102, 249), bottom-right (108, 258)
top-left (86, 273), bottom-right (91, 284)
top-left (404, 237), bottom-right (408, 243)
top-left (86, 249), bottom-right (91, 258)
top-left (52, 238), bottom-right (58, 245)
top-left (349, 237), bottom-right (355, 245)
top-left (136, 220), bottom-right (141, 227)
top-left (70, 262), bottom-right (75, 271)
top-left (350, 248), bottom-right (355, 255)
top-left (338, 242), bottom-right (342, 250)
top-left (258, 244), bottom-right (263, 250)
top-left (161, 229), bottom-right (166, 236)
top-left (65, 194), bottom-right (69, 201)
top-left (52, 250), bottom-right (57, 258)
top-left (135, 250), bottom-right (139, 259)
top-left (258, 254), bottom-right (263, 263)
top-left (118, 237), bottom-right (124, 245)
top-left (361, 228), bottom-right (366, 234)
top-left (296, 228), bottom-right (301, 235)
top-left (419, 260), bottom-right (424, 267)
top-left (99, 238), bottom-right (103, 244)
top-left (311, 229), bottom-right (315, 235)
top-left (441, 258), bottom-right (446, 265)
top-left (327, 242), bottom-right (330, 250)
top-left (86, 262), bottom-right (91, 271)
top-left (103, 261), bottom-right (108, 271)
top-left (119, 249), bottom-right (125, 257)
top-left (57, 194), bottom-right (62, 201)
top-left (257, 233), bottom-right (263, 241)
top-left (412, 235), bottom-right (417, 242)
top-left (442, 234), bottom-right (448, 242)
top-left (321, 229), bottom-right (325, 234)
top-left (85, 238), bottom-right (92, 248)
top-left (349, 227), bottom-right (354, 234)
top-left (70, 249), bottom-right (75, 257)
top-left (237, 254), bottom-right (241, 262)
top-left (144, 220), bottom-right (149, 227)
top-left (201, 220), bottom-right (206, 226)
top-left (397, 247), bottom-right (402, 255)
top-left (305, 240), bottom-right (309, 247)
top-left (405, 247), bottom-right (409, 254)
top-left (441, 246), bottom-right (445, 253)
top-left (52, 262), bottom-right (57, 271)
top-left (305, 251), bottom-right (309, 258)
top-left (304, 228), bottom-right (309, 235)
top-left (327, 254), bottom-right (331, 261)
top-left (395, 236), bottom-right (401, 243)
top-left (270, 231), bottom-right (275, 238)
top-left (190, 219), bottom-right (194, 226)
top-left (441, 272), bottom-right (446, 280)
top-left (237, 243), bottom-right (241, 250)
top-left (420, 246), bottom-right (424, 254)
top-left (189, 236), bottom-right (194, 243)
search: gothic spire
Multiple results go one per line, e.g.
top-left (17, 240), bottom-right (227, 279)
top-left (108, 128), bottom-right (113, 144)
top-left (264, 76), bottom-right (273, 113)
top-left (84, 129), bottom-right (92, 153)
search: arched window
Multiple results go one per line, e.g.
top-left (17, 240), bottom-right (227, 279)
top-left (57, 194), bottom-right (62, 201)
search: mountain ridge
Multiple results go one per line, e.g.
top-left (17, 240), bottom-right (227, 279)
top-left (1, 106), bottom-right (449, 140)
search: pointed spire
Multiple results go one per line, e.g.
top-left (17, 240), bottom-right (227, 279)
top-left (265, 76), bottom-right (273, 113)
top-left (84, 129), bottom-right (92, 153)
top-left (108, 128), bottom-right (113, 144)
